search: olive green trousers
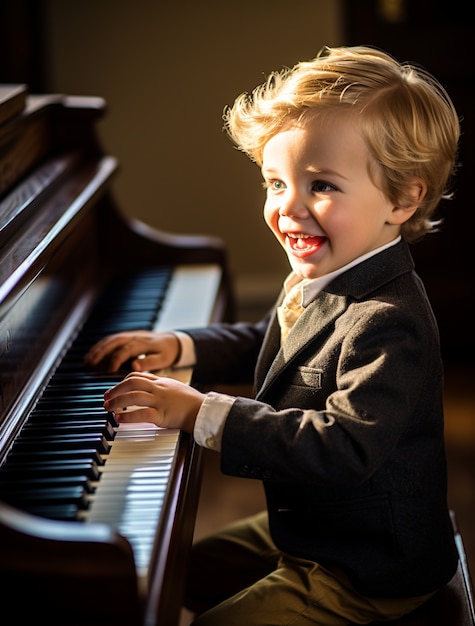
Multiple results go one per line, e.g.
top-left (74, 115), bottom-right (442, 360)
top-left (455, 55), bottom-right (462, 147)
top-left (184, 511), bottom-right (434, 626)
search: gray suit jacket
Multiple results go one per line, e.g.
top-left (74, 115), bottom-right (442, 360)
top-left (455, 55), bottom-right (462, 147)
top-left (185, 239), bottom-right (458, 597)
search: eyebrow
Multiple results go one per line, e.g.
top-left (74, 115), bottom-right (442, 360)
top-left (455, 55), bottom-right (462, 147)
top-left (307, 166), bottom-right (348, 180)
top-left (262, 165), bottom-right (348, 181)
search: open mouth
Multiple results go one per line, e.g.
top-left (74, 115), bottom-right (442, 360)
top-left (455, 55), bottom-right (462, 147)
top-left (286, 233), bottom-right (327, 257)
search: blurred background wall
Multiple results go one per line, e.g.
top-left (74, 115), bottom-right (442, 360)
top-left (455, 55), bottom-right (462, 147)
top-left (40, 0), bottom-right (344, 316)
top-left (0, 0), bottom-right (473, 360)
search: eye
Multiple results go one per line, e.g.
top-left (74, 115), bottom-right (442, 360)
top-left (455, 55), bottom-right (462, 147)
top-left (311, 180), bottom-right (336, 193)
top-left (262, 179), bottom-right (286, 192)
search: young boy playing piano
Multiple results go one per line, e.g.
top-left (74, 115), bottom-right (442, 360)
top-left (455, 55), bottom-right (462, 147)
top-left (85, 45), bottom-right (461, 625)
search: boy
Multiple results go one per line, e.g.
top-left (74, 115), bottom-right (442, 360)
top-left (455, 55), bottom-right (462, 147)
top-left (85, 45), bottom-right (461, 624)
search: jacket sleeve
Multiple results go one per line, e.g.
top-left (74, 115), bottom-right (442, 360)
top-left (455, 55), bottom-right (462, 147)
top-left (220, 299), bottom-right (443, 489)
top-left (179, 314), bottom-right (271, 386)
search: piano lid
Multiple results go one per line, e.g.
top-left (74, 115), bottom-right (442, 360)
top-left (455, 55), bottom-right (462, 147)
top-left (0, 85), bottom-right (115, 450)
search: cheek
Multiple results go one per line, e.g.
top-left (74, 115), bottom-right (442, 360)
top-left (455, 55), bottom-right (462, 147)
top-left (316, 201), bottom-right (353, 234)
top-left (263, 205), bottom-right (286, 248)
top-left (263, 200), bottom-right (278, 230)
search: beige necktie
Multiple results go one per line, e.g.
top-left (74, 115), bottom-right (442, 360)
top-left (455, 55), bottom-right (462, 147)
top-left (277, 282), bottom-right (305, 343)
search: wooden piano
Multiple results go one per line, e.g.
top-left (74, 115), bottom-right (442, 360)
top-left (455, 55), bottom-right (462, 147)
top-left (0, 85), bottom-right (233, 626)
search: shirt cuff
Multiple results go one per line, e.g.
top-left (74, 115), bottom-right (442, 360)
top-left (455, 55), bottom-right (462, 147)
top-left (173, 331), bottom-right (197, 368)
top-left (194, 391), bottom-right (235, 452)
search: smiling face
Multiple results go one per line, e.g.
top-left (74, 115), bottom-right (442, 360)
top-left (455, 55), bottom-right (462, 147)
top-left (261, 114), bottom-right (410, 280)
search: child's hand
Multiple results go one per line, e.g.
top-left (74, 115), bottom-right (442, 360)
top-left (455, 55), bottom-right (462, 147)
top-left (84, 330), bottom-right (181, 373)
top-left (103, 371), bottom-right (205, 432)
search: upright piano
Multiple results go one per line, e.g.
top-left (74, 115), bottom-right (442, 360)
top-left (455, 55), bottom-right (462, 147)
top-left (0, 85), bottom-right (232, 626)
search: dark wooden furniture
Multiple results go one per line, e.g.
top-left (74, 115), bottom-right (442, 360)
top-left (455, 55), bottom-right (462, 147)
top-left (0, 85), bottom-right (232, 626)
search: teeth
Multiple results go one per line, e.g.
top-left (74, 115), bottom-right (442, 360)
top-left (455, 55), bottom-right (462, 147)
top-left (288, 233), bottom-right (312, 239)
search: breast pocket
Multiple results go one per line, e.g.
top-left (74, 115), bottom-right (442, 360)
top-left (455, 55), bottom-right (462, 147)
top-left (288, 365), bottom-right (323, 389)
top-left (276, 365), bottom-right (324, 408)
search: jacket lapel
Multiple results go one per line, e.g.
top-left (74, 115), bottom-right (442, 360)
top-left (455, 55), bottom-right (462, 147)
top-left (254, 239), bottom-right (415, 400)
top-left (255, 291), bottom-right (346, 399)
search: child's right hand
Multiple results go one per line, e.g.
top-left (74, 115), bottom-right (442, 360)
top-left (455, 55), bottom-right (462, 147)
top-left (103, 371), bottom-right (204, 432)
top-left (84, 330), bottom-right (181, 373)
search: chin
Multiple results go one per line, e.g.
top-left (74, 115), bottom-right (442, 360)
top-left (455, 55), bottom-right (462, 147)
top-left (287, 253), bottom-right (318, 275)
top-left (290, 264), bottom-right (319, 281)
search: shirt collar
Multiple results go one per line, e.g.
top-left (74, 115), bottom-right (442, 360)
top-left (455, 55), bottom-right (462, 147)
top-left (283, 236), bottom-right (402, 307)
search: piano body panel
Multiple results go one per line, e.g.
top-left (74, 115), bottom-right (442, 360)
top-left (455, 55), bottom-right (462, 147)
top-left (145, 430), bottom-right (204, 626)
top-left (0, 85), bottom-right (233, 625)
top-left (0, 501), bottom-right (143, 626)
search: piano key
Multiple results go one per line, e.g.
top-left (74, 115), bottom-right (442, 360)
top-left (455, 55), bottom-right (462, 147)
top-left (34, 397), bottom-right (106, 408)
top-left (12, 434), bottom-right (111, 454)
top-left (94, 466), bottom-right (173, 478)
top-left (7, 448), bottom-right (106, 465)
top-left (22, 420), bottom-right (115, 441)
top-left (17, 503), bottom-right (85, 521)
top-left (21, 422), bottom-right (116, 439)
top-left (0, 460), bottom-right (101, 480)
top-left (29, 407), bottom-right (115, 419)
top-left (2, 486), bottom-right (90, 509)
top-left (0, 475), bottom-right (95, 492)
top-left (88, 478), bottom-right (171, 493)
top-left (41, 382), bottom-right (118, 395)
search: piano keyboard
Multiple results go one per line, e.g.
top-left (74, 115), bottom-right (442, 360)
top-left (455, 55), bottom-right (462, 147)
top-left (85, 264), bottom-right (221, 579)
top-left (0, 263), bottom-right (221, 580)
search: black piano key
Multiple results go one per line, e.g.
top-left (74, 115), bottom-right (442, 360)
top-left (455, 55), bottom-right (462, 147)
top-left (41, 382), bottom-right (117, 395)
top-left (16, 503), bottom-right (84, 521)
top-left (35, 395), bottom-right (105, 407)
top-left (40, 386), bottom-right (108, 396)
top-left (0, 460), bottom-right (101, 480)
top-left (21, 422), bottom-right (116, 440)
top-left (0, 476), bottom-right (95, 493)
top-left (29, 407), bottom-right (114, 420)
top-left (29, 407), bottom-right (109, 420)
top-left (12, 434), bottom-right (111, 455)
top-left (50, 372), bottom-right (122, 382)
top-left (2, 485), bottom-right (90, 509)
top-left (28, 409), bottom-right (118, 428)
top-left (7, 448), bottom-right (106, 465)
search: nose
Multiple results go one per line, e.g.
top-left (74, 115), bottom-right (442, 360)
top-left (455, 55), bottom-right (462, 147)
top-left (278, 189), bottom-right (309, 219)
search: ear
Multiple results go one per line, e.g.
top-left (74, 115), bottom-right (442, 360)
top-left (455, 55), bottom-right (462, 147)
top-left (387, 178), bottom-right (427, 225)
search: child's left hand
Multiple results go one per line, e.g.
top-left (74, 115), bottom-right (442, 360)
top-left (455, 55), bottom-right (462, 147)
top-left (103, 371), bottom-right (205, 433)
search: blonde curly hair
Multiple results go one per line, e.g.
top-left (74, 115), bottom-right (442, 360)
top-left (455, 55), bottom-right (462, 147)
top-left (223, 45), bottom-right (460, 243)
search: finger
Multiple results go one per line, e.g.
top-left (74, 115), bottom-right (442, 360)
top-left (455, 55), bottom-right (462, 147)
top-left (84, 342), bottom-right (109, 365)
top-left (102, 342), bottom-right (150, 372)
top-left (104, 388), bottom-right (154, 414)
top-left (130, 354), bottom-right (167, 372)
top-left (85, 332), bottom-right (149, 367)
top-left (114, 407), bottom-right (162, 426)
top-left (106, 374), bottom-right (152, 397)
top-left (84, 335), bottom-right (129, 366)
top-left (124, 371), bottom-right (160, 382)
